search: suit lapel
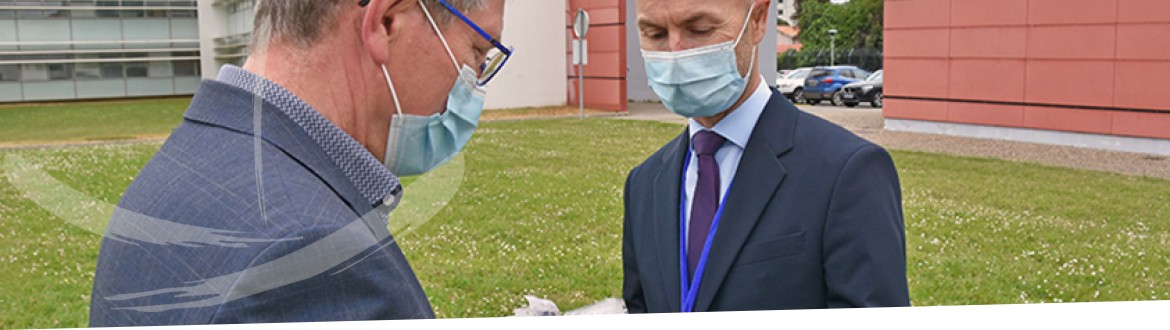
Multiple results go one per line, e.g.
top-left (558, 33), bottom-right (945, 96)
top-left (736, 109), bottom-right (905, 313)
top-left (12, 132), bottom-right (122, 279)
top-left (694, 90), bottom-right (798, 312)
top-left (650, 129), bottom-right (689, 312)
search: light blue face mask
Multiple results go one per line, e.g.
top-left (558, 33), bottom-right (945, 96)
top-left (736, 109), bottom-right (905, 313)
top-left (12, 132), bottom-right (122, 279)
top-left (641, 6), bottom-right (757, 118)
top-left (380, 3), bottom-right (487, 177)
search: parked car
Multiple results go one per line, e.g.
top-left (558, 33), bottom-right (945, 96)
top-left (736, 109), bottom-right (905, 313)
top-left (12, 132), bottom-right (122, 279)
top-left (802, 66), bottom-right (871, 106)
top-left (840, 70), bottom-right (883, 108)
top-left (774, 67), bottom-right (812, 103)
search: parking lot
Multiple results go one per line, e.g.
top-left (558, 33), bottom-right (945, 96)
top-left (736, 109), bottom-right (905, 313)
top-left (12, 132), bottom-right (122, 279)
top-left (624, 101), bottom-right (1170, 179)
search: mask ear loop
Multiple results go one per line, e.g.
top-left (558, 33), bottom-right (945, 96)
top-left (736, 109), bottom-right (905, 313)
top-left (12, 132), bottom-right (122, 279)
top-left (419, 0), bottom-right (462, 73)
top-left (381, 65), bottom-right (403, 116)
top-left (732, 4), bottom-right (756, 47)
top-left (734, 4), bottom-right (758, 81)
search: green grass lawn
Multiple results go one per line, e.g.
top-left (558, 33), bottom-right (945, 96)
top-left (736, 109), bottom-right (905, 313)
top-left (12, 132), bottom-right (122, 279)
top-left (0, 98), bottom-right (191, 145)
top-left (1, 117), bottom-right (1168, 328)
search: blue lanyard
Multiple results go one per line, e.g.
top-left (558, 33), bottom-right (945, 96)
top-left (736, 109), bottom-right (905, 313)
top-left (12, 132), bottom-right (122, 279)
top-left (678, 149), bottom-right (734, 313)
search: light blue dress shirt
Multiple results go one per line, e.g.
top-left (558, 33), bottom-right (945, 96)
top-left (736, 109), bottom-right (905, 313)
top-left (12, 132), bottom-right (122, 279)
top-left (684, 80), bottom-right (770, 241)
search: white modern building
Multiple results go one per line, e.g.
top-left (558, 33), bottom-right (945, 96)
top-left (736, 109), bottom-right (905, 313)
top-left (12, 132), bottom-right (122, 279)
top-left (193, 0), bottom-right (571, 111)
top-left (4, 0), bottom-right (776, 112)
top-left (777, 0), bottom-right (796, 26)
top-left (0, 0), bottom-right (203, 103)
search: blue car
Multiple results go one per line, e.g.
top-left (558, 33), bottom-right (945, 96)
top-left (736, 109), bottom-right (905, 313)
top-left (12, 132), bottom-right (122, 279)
top-left (802, 66), bottom-right (872, 106)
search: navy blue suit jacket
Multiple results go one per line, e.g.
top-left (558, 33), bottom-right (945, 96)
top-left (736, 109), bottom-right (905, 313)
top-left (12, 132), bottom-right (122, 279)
top-left (89, 80), bottom-right (433, 326)
top-left (622, 88), bottom-right (910, 312)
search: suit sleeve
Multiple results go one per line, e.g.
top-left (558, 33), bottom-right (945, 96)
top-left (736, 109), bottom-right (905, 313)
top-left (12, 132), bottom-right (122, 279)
top-left (823, 144), bottom-right (911, 307)
top-left (622, 167), bottom-right (648, 313)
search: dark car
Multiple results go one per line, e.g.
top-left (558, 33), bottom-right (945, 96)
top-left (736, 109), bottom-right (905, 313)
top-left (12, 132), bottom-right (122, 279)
top-left (802, 66), bottom-right (872, 106)
top-left (840, 70), bottom-right (883, 108)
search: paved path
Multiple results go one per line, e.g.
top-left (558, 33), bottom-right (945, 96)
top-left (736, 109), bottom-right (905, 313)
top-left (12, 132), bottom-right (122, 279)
top-left (621, 102), bottom-right (1170, 180)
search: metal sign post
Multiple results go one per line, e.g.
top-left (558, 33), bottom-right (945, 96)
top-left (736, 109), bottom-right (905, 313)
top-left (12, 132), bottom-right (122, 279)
top-left (573, 9), bottom-right (590, 120)
top-left (829, 29), bottom-right (838, 66)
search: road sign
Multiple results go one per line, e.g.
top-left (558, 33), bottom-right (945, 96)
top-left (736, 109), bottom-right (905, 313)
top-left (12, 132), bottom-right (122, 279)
top-left (572, 40), bottom-right (588, 65)
top-left (574, 9), bottom-right (590, 120)
top-left (573, 9), bottom-right (590, 39)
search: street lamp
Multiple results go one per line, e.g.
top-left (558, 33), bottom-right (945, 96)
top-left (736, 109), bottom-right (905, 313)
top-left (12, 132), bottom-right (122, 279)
top-left (828, 29), bottom-right (838, 66)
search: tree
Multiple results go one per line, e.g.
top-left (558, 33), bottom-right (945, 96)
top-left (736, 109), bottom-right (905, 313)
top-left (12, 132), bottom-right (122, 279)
top-left (795, 0), bottom-right (883, 50)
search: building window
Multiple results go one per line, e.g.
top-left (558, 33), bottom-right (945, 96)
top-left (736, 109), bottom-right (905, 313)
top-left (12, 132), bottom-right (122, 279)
top-left (16, 10), bottom-right (47, 19)
top-left (72, 9), bottom-right (98, 18)
top-left (48, 63), bottom-right (74, 80)
top-left (0, 65), bottom-right (20, 82)
top-left (148, 60), bottom-right (173, 78)
top-left (125, 62), bottom-right (148, 77)
top-left (46, 9), bottom-right (71, 19)
top-left (168, 9), bottom-right (196, 18)
top-left (173, 60), bottom-right (199, 77)
top-left (75, 63), bottom-right (101, 80)
top-left (21, 64), bottom-right (50, 82)
top-left (96, 0), bottom-right (120, 17)
top-left (101, 63), bottom-right (124, 78)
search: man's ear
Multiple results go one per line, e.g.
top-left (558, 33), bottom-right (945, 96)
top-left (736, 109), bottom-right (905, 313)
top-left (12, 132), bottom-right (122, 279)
top-left (361, 0), bottom-right (410, 65)
top-left (750, 0), bottom-right (769, 45)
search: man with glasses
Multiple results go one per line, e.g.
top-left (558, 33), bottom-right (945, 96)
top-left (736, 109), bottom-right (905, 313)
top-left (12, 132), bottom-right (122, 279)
top-left (622, 0), bottom-right (910, 313)
top-left (90, 0), bottom-right (510, 325)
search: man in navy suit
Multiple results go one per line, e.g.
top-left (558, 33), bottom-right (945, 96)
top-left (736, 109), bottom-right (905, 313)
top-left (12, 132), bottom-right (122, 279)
top-left (623, 0), bottom-right (910, 312)
top-left (90, 0), bottom-right (511, 325)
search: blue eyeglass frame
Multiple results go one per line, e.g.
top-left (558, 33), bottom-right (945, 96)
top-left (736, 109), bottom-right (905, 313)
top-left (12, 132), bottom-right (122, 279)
top-left (360, 0), bottom-right (514, 86)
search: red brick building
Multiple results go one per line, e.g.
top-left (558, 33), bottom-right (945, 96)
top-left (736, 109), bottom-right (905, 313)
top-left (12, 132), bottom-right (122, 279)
top-left (884, 0), bottom-right (1170, 156)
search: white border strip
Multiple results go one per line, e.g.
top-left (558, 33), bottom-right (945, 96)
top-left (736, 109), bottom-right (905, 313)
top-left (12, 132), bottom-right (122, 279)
top-left (886, 118), bottom-right (1170, 157)
top-left (0, 39), bottom-right (200, 46)
top-left (132, 301), bottom-right (1170, 329)
top-left (0, 56), bottom-right (200, 64)
top-left (0, 6), bottom-right (196, 11)
top-left (0, 48), bottom-right (199, 56)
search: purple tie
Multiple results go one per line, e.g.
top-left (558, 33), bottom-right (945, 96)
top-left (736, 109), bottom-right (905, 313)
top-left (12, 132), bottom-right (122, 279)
top-left (688, 130), bottom-right (726, 280)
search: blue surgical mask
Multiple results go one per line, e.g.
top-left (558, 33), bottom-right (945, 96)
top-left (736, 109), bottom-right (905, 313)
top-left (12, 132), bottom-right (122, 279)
top-left (641, 6), bottom-right (757, 118)
top-left (379, 4), bottom-right (487, 177)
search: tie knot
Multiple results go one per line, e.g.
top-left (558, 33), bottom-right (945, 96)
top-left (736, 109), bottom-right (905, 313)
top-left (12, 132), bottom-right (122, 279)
top-left (693, 130), bottom-right (726, 157)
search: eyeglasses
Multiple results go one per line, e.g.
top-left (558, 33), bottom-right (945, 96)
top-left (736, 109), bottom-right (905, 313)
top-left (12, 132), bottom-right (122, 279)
top-left (360, 0), bottom-right (514, 87)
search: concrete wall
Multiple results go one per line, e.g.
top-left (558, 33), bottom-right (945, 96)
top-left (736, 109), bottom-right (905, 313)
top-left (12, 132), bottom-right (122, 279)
top-left (484, 0), bottom-right (569, 110)
top-left (624, 0), bottom-right (655, 102)
top-left (196, 0), bottom-right (228, 80)
top-left (625, 0), bottom-right (779, 103)
top-left (884, 0), bottom-right (1170, 146)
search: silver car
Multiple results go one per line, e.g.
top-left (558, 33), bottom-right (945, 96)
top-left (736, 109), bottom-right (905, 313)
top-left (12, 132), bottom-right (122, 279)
top-left (775, 68), bottom-right (812, 104)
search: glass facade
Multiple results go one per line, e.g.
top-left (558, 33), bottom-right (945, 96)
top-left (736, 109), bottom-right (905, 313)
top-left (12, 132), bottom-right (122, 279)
top-left (0, 0), bottom-right (201, 102)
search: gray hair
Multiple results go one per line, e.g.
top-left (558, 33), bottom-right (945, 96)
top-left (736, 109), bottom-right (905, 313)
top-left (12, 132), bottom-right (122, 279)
top-left (250, 0), bottom-right (486, 51)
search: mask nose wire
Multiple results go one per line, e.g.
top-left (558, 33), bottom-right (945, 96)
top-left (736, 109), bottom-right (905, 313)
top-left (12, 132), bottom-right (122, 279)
top-left (419, 0), bottom-right (463, 74)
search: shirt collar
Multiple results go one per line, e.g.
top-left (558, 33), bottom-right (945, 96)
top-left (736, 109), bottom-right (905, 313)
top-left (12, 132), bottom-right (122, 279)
top-left (216, 65), bottom-right (402, 207)
top-left (688, 79), bottom-right (770, 149)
